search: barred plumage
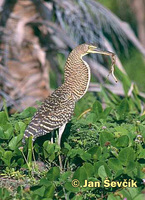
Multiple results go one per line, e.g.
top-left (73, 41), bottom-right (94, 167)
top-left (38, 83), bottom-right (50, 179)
top-left (23, 85), bottom-right (75, 142)
top-left (23, 44), bottom-right (116, 144)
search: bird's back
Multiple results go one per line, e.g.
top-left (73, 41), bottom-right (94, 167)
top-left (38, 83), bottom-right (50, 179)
top-left (23, 84), bottom-right (75, 142)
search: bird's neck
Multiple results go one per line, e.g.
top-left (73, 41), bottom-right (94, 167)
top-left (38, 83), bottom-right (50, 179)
top-left (64, 55), bottom-right (91, 101)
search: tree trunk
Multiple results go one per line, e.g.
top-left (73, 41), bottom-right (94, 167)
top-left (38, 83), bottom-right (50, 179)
top-left (0, 0), bottom-right (51, 111)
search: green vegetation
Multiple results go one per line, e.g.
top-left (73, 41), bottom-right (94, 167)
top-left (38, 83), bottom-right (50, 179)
top-left (0, 70), bottom-right (145, 200)
top-left (98, 0), bottom-right (145, 93)
top-left (121, 48), bottom-right (145, 92)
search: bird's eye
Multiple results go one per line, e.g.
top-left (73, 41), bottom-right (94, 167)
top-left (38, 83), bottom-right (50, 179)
top-left (89, 45), bottom-right (97, 50)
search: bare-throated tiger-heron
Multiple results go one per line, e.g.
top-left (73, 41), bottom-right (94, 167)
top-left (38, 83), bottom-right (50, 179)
top-left (22, 44), bottom-right (116, 145)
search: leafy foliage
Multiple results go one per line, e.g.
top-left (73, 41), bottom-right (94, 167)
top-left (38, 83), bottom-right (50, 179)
top-left (0, 82), bottom-right (145, 199)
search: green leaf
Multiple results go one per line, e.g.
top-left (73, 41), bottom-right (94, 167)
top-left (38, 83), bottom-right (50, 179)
top-left (98, 165), bottom-right (107, 181)
top-left (80, 152), bottom-right (91, 161)
top-left (43, 142), bottom-right (59, 160)
top-left (73, 166), bottom-right (87, 185)
top-left (0, 188), bottom-right (10, 199)
top-left (72, 196), bottom-right (83, 200)
top-left (0, 127), bottom-right (4, 139)
top-left (74, 92), bottom-right (96, 117)
top-left (133, 84), bottom-right (141, 112)
top-left (133, 194), bottom-right (145, 200)
top-left (108, 158), bottom-right (123, 172)
top-left (107, 193), bottom-right (119, 200)
top-left (83, 163), bottom-right (94, 177)
top-left (44, 185), bottom-right (55, 198)
top-left (19, 107), bottom-right (37, 118)
top-left (87, 146), bottom-right (101, 160)
top-left (92, 100), bottom-right (103, 115)
top-left (47, 167), bottom-right (60, 181)
top-left (117, 98), bottom-right (129, 119)
top-left (64, 182), bottom-right (79, 192)
top-left (118, 147), bottom-right (135, 166)
top-left (0, 112), bottom-right (7, 125)
top-left (32, 186), bottom-right (45, 197)
top-left (4, 127), bottom-right (13, 140)
top-left (94, 161), bottom-right (112, 179)
top-left (0, 126), bottom-right (13, 140)
top-left (9, 134), bottom-right (23, 150)
top-left (103, 107), bottom-right (112, 119)
top-left (64, 142), bottom-right (71, 151)
top-left (118, 189), bottom-right (134, 200)
top-left (39, 179), bottom-right (52, 187)
top-left (114, 126), bottom-right (129, 136)
top-left (15, 122), bottom-right (26, 134)
top-left (128, 187), bottom-right (142, 199)
top-left (115, 67), bottom-right (131, 95)
top-left (1, 151), bottom-right (13, 167)
top-left (67, 149), bottom-right (78, 158)
top-left (85, 113), bottom-right (96, 123)
top-left (100, 86), bottom-right (112, 105)
top-left (17, 158), bottom-right (24, 166)
top-left (116, 135), bottom-right (129, 147)
top-left (99, 132), bottom-right (115, 147)
top-left (126, 161), bottom-right (136, 173)
top-left (104, 87), bottom-right (121, 105)
top-left (0, 146), bottom-right (5, 157)
top-left (60, 171), bottom-right (72, 181)
top-left (139, 149), bottom-right (145, 158)
top-left (68, 148), bottom-right (91, 161)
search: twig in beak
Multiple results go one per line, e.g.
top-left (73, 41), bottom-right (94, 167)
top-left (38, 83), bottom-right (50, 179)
top-left (107, 53), bottom-right (118, 83)
top-left (89, 47), bottom-right (118, 83)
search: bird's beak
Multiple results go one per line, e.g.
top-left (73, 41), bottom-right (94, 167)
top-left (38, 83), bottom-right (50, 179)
top-left (88, 46), bottom-right (115, 57)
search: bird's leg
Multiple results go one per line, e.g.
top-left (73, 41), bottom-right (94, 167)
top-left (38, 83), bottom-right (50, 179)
top-left (51, 131), bottom-right (54, 143)
top-left (58, 123), bottom-right (66, 146)
top-left (58, 124), bottom-right (66, 171)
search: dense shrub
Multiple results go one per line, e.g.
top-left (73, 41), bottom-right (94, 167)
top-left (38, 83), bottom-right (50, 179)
top-left (0, 89), bottom-right (145, 199)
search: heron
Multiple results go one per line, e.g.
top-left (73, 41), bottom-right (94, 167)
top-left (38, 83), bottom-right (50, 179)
top-left (22, 44), bottom-right (116, 145)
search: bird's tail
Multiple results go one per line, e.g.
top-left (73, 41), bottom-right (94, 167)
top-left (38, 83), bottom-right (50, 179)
top-left (22, 129), bottom-right (34, 144)
top-left (22, 117), bottom-right (41, 144)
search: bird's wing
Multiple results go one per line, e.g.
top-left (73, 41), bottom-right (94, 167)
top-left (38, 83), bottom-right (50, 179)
top-left (23, 86), bottom-right (75, 142)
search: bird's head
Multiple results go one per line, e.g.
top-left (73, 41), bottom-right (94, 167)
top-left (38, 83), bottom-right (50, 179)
top-left (72, 43), bottom-right (117, 82)
top-left (74, 43), bottom-right (115, 58)
top-left (73, 44), bottom-right (97, 57)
